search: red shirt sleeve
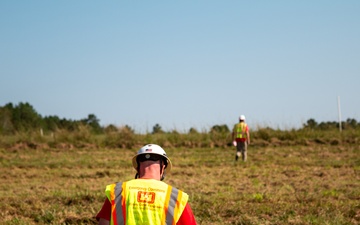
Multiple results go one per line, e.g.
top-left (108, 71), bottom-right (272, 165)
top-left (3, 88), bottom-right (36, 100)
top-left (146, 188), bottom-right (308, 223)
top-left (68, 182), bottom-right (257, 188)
top-left (177, 203), bottom-right (197, 225)
top-left (96, 198), bottom-right (111, 221)
top-left (96, 198), bottom-right (197, 225)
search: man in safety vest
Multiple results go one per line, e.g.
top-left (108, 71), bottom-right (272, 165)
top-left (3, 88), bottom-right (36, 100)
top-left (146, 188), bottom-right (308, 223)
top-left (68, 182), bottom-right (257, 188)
top-left (96, 144), bottom-right (197, 225)
top-left (232, 115), bottom-right (251, 162)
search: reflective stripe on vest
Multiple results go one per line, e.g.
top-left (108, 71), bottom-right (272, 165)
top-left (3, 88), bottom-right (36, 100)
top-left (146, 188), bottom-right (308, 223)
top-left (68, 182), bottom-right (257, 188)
top-left (106, 182), bottom-right (125, 225)
top-left (105, 180), bottom-right (188, 225)
top-left (235, 122), bottom-right (247, 139)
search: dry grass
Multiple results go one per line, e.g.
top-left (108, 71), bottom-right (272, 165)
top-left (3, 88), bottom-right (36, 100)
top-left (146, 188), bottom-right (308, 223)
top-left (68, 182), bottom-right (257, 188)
top-left (0, 144), bottom-right (359, 225)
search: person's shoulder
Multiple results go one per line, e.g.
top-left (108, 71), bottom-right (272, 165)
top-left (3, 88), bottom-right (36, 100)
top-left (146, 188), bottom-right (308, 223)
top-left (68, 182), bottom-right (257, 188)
top-left (166, 184), bottom-right (188, 195)
top-left (106, 181), bottom-right (126, 185)
top-left (173, 186), bottom-right (189, 199)
top-left (125, 179), bottom-right (138, 184)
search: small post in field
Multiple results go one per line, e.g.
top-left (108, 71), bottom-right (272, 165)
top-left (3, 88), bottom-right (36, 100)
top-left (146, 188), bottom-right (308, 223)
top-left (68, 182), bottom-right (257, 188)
top-left (337, 96), bottom-right (342, 132)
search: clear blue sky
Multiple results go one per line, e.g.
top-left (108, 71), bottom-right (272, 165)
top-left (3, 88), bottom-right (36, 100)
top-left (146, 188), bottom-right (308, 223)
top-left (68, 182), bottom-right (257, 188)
top-left (1, 1), bottom-right (359, 133)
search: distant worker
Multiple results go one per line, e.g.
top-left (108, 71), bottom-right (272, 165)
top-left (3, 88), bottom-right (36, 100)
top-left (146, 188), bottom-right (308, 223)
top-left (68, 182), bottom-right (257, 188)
top-left (96, 144), bottom-right (197, 225)
top-left (232, 115), bottom-right (251, 161)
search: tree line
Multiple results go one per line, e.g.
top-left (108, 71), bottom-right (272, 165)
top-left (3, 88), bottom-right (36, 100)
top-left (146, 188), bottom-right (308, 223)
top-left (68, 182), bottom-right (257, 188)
top-left (0, 102), bottom-right (359, 135)
top-left (0, 102), bottom-right (102, 135)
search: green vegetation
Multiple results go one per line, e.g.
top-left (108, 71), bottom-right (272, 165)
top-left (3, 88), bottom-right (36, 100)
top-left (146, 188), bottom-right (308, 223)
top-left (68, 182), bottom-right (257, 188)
top-left (1, 102), bottom-right (360, 150)
top-left (1, 144), bottom-right (359, 224)
top-left (1, 102), bottom-right (359, 224)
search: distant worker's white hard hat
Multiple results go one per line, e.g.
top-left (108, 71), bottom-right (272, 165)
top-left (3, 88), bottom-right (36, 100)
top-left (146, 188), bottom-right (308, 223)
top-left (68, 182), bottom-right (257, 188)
top-left (239, 115), bottom-right (246, 121)
top-left (132, 144), bottom-right (172, 173)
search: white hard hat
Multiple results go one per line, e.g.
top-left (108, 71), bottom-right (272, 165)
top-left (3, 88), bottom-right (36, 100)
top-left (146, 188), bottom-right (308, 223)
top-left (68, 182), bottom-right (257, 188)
top-left (239, 115), bottom-right (246, 121)
top-left (132, 144), bottom-right (172, 173)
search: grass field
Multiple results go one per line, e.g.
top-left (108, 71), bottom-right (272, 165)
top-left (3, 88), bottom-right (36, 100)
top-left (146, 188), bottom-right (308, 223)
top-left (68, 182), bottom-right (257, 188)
top-left (1, 143), bottom-right (359, 225)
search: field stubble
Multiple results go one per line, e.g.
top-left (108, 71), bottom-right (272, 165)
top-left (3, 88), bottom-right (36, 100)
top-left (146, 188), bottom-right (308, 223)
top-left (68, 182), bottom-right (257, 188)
top-left (0, 144), bottom-right (359, 225)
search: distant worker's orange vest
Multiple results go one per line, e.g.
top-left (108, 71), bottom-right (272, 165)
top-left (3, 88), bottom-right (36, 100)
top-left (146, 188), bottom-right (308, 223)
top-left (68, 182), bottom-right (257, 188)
top-left (105, 179), bottom-right (188, 225)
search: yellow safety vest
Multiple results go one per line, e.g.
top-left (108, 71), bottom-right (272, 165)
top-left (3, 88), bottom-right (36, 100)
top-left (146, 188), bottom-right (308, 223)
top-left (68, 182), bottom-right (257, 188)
top-left (234, 122), bottom-right (248, 139)
top-left (105, 179), bottom-right (188, 225)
